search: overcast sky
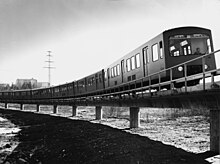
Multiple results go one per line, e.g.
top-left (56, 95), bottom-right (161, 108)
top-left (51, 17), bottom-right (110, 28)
top-left (1, 0), bottom-right (220, 85)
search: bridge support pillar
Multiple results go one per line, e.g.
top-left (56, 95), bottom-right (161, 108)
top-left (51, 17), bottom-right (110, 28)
top-left (130, 107), bottom-right (140, 128)
top-left (210, 109), bottom-right (220, 153)
top-left (5, 103), bottom-right (8, 109)
top-left (20, 104), bottom-right (24, 110)
top-left (72, 106), bottom-right (77, 116)
top-left (95, 106), bottom-right (102, 120)
top-left (36, 104), bottom-right (40, 112)
top-left (53, 105), bottom-right (58, 114)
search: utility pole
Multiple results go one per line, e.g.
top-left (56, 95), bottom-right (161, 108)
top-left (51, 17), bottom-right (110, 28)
top-left (44, 51), bottom-right (55, 86)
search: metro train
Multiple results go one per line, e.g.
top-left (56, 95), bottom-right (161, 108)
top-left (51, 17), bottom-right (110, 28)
top-left (0, 26), bottom-right (216, 100)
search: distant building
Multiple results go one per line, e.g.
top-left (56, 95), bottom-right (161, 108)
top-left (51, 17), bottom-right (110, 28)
top-left (16, 78), bottom-right (37, 89)
top-left (0, 83), bottom-right (8, 88)
top-left (0, 83), bottom-right (10, 91)
top-left (37, 82), bottom-right (49, 88)
top-left (15, 78), bottom-right (49, 89)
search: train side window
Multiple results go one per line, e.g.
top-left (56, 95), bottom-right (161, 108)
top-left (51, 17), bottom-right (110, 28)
top-left (104, 71), bottom-right (107, 80)
top-left (92, 77), bottom-right (95, 84)
top-left (135, 53), bottom-right (140, 68)
top-left (114, 66), bottom-right (117, 77)
top-left (111, 68), bottom-right (114, 78)
top-left (126, 58), bottom-right (131, 72)
top-left (82, 81), bottom-right (85, 88)
top-left (117, 64), bottom-right (120, 76)
top-left (152, 43), bottom-right (159, 61)
top-left (159, 41), bottom-right (163, 59)
top-left (88, 78), bottom-right (91, 86)
top-left (131, 56), bottom-right (135, 70)
top-left (99, 74), bottom-right (102, 83)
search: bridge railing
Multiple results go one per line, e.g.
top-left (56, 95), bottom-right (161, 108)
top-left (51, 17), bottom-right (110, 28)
top-left (79, 49), bottom-right (220, 101)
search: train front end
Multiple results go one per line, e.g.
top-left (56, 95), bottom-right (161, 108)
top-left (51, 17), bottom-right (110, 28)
top-left (163, 27), bottom-right (216, 86)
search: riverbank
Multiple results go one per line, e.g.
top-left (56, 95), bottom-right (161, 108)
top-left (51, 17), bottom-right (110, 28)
top-left (0, 108), bottom-right (216, 164)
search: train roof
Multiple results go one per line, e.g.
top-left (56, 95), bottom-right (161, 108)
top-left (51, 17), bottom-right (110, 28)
top-left (104, 26), bottom-right (211, 69)
top-left (163, 26), bottom-right (211, 35)
top-left (164, 26), bottom-right (210, 32)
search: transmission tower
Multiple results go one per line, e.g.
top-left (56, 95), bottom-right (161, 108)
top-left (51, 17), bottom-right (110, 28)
top-left (44, 51), bottom-right (55, 86)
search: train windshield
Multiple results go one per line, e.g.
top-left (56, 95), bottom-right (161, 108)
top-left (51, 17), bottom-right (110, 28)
top-left (169, 34), bottom-right (211, 57)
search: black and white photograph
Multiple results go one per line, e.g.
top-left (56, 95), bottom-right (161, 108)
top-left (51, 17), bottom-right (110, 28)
top-left (0, 0), bottom-right (220, 163)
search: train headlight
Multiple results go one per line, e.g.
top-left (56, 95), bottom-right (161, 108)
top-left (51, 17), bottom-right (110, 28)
top-left (178, 66), bottom-right (183, 72)
top-left (204, 64), bottom-right (208, 70)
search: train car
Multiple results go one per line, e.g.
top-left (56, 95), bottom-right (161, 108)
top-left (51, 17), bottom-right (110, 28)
top-left (57, 82), bottom-right (74, 98)
top-left (51, 85), bottom-right (60, 98)
top-left (164, 27), bottom-right (216, 80)
top-left (74, 70), bottom-right (105, 96)
top-left (66, 82), bottom-right (75, 97)
top-left (85, 70), bottom-right (105, 93)
top-left (104, 26), bottom-right (216, 89)
top-left (32, 87), bottom-right (52, 99)
top-left (75, 77), bottom-right (86, 96)
top-left (0, 91), bottom-right (14, 100)
top-left (7, 89), bottom-right (32, 100)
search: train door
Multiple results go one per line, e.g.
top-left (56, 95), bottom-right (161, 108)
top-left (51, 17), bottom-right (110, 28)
top-left (143, 46), bottom-right (149, 76)
top-left (95, 73), bottom-right (98, 90)
top-left (107, 68), bottom-right (110, 87)
top-left (121, 60), bottom-right (124, 83)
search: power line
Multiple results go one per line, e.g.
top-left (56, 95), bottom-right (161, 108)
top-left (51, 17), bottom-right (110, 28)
top-left (44, 51), bottom-right (55, 86)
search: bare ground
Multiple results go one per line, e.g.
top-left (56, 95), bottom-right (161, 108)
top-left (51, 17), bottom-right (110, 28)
top-left (0, 107), bottom-right (217, 164)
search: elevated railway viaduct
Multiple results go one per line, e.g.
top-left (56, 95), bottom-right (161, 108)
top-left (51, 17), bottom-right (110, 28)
top-left (1, 50), bottom-right (220, 153)
top-left (1, 82), bottom-right (220, 153)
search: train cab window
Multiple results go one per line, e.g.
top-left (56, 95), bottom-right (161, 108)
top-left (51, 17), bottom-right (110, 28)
top-left (152, 43), bottom-right (159, 61)
top-left (159, 41), bottom-right (163, 58)
top-left (126, 58), bottom-right (131, 72)
top-left (169, 34), bottom-right (211, 56)
top-left (135, 53), bottom-right (140, 68)
top-left (207, 39), bottom-right (211, 53)
top-left (173, 50), bottom-right (180, 56)
top-left (143, 47), bottom-right (149, 64)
